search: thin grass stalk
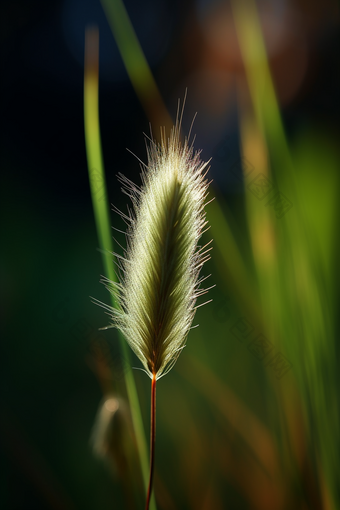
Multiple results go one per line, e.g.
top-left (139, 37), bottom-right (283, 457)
top-left (145, 374), bottom-right (156, 510)
top-left (84, 27), bottom-right (156, 509)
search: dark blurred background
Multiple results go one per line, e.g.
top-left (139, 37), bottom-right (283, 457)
top-left (1, 0), bottom-right (339, 509)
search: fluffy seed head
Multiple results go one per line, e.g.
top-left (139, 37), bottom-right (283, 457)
top-left (101, 118), bottom-right (212, 380)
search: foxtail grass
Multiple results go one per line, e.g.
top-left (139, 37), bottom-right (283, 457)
top-left (96, 104), bottom-right (213, 508)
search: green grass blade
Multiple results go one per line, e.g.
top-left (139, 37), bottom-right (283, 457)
top-left (231, 0), bottom-right (293, 180)
top-left (84, 28), bottom-right (115, 285)
top-left (100, 0), bottom-right (172, 132)
top-left (84, 27), bottom-right (156, 509)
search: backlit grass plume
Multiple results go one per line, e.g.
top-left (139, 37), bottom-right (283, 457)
top-left (99, 106), bottom-right (213, 509)
top-left (103, 127), bottom-right (212, 379)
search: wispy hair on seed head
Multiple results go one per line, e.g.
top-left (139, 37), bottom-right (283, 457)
top-left (96, 97), bottom-right (213, 380)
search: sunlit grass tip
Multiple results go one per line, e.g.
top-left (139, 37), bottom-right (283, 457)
top-left (96, 103), bottom-right (213, 381)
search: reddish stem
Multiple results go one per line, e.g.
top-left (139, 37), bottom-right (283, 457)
top-left (145, 373), bottom-right (157, 510)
